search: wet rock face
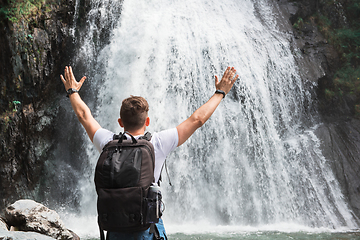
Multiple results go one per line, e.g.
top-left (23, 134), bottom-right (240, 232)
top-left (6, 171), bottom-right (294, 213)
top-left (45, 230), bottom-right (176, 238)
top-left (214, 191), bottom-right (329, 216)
top-left (0, 0), bottom-right (76, 210)
top-left (280, 0), bottom-right (360, 220)
top-left (0, 102), bottom-right (58, 210)
top-left (0, 0), bottom-right (120, 212)
top-left (279, 0), bottom-right (341, 83)
top-left (289, 0), bottom-right (355, 117)
top-left (315, 119), bottom-right (360, 218)
top-left (288, 0), bottom-right (348, 28)
top-left (0, 0), bottom-right (76, 111)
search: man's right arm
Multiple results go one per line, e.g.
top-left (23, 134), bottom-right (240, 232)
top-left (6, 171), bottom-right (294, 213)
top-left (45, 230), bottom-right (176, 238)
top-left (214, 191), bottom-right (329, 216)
top-left (176, 67), bottom-right (239, 146)
top-left (60, 66), bottom-right (101, 142)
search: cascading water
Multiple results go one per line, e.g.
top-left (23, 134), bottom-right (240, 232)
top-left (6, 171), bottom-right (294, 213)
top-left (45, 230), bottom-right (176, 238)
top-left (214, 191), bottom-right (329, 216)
top-left (62, 0), bottom-right (359, 238)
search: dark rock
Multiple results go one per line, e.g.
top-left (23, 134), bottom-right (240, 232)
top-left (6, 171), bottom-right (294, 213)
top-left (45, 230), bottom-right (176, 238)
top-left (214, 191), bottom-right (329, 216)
top-left (0, 0), bottom-right (123, 212)
top-left (315, 118), bottom-right (360, 218)
top-left (0, 0), bottom-right (76, 211)
top-left (68, 230), bottom-right (80, 240)
top-left (0, 103), bottom-right (58, 211)
top-left (280, 0), bottom-right (360, 220)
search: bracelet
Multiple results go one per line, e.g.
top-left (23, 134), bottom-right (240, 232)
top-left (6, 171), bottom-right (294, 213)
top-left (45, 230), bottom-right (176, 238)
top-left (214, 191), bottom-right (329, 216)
top-left (66, 88), bottom-right (78, 97)
top-left (215, 89), bottom-right (226, 98)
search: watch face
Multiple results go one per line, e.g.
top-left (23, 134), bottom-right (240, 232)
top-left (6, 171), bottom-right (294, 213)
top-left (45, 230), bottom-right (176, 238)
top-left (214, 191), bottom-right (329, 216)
top-left (67, 89), bottom-right (78, 95)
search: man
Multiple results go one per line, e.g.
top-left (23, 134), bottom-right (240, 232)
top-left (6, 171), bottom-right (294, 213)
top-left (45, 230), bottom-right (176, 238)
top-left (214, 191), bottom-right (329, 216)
top-left (60, 66), bottom-right (238, 239)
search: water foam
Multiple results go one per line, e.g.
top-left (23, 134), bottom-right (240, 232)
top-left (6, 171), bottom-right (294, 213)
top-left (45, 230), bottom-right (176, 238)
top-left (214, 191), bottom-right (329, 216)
top-left (67, 0), bottom-right (359, 237)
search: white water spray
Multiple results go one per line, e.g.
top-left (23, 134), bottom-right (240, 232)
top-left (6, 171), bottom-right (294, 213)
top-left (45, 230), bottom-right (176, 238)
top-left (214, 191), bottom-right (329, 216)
top-left (65, 0), bottom-right (359, 237)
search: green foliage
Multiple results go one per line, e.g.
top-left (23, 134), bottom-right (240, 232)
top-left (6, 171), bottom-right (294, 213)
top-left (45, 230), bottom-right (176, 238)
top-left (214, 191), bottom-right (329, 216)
top-left (0, 100), bottom-right (21, 128)
top-left (314, 0), bottom-right (360, 115)
top-left (356, 104), bottom-right (360, 116)
top-left (316, 14), bottom-right (333, 40)
top-left (334, 28), bottom-right (360, 65)
top-left (324, 89), bottom-right (336, 100)
top-left (0, 112), bottom-right (12, 127)
top-left (0, 0), bottom-right (46, 23)
top-left (334, 66), bottom-right (360, 93)
top-left (347, 1), bottom-right (360, 27)
top-left (9, 100), bottom-right (21, 112)
top-left (293, 17), bottom-right (304, 30)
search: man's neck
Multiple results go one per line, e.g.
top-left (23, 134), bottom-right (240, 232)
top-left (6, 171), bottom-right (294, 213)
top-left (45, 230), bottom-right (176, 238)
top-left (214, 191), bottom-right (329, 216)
top-left (125, 129), bottom-right (145, 136)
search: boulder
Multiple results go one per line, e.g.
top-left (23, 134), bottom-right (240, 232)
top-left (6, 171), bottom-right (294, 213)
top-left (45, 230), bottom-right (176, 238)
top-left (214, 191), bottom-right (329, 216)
top-left (0, 229), bottom-right (55, 240)
top-left (0, 217), bottom-right (8, 231)
top-left (4, 200), bottom-right (74, 240)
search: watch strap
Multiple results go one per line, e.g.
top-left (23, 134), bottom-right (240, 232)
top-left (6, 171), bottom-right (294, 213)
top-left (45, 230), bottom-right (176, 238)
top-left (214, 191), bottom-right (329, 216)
top-left (215, 89), bottom-right (226, 98)
top-left (66, 88), bottom-right (78, 97)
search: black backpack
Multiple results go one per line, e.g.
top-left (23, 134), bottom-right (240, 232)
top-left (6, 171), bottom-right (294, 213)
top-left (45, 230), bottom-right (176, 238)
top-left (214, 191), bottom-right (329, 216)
top-left (94, 132), bottom-right (159, 238)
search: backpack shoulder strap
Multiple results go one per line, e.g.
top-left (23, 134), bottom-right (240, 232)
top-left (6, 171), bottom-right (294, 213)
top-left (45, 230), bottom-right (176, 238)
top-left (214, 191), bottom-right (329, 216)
top-left (158, 159), bottom-right (172, 187)
top-left (139, 132), bottom-right (152, 141)
top-left (113, 132), bottom-right (152, 141)
top-left (113, 132), bottom-right (131, 143)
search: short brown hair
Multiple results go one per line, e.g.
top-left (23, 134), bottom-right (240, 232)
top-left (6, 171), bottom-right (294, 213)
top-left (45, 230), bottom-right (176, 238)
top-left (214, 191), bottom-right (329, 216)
top-left (120, 96), bottom-right (149, 131)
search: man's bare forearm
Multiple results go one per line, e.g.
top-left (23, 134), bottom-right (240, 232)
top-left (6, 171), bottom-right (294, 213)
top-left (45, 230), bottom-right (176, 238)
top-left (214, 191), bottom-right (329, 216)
top-left (69, 93), bottom-right (92, 123)
top-left (176, 67), bottom-right (239, 146)
top-left (61, 66), bottom-right (101, 142)
top-left (189, 93), bottom-right (223, 127)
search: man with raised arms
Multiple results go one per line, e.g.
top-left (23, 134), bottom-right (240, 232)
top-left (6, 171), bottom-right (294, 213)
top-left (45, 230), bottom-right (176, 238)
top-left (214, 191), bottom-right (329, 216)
top-left (60, 66), bottom-right (238, 239)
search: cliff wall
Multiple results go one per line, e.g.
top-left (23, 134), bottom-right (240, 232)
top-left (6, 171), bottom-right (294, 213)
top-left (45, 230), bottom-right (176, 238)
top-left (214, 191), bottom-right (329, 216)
top-left (279, 0), bottom-right (360, 218)
top-left (0, 0), bottom-right (76, 209)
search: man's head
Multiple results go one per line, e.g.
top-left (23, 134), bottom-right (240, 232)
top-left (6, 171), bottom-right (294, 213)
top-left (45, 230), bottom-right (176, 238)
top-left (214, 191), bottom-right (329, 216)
top-left (119, 96), bottom-right (149, 132)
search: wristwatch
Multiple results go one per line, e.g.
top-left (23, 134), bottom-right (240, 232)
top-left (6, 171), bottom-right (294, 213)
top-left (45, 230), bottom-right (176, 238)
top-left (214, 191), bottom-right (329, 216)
top-left (215, 89), bottom-right (226, 98)
top-left (66, 88), bottom-right (78, 97)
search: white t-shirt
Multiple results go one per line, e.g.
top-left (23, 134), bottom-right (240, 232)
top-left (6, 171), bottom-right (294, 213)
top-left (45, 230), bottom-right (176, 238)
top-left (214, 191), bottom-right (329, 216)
top-left (93, 128), bottom-right (178, 183)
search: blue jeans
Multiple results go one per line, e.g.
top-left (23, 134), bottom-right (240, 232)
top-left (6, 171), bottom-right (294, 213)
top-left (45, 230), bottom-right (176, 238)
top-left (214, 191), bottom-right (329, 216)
top-left (106, 219), bottom-right (167, 240)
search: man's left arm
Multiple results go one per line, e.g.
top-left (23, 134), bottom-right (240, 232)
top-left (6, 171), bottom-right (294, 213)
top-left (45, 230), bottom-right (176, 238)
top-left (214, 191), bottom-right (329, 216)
top-left (60, 66), bottom-right (101, 142)
top-left (176, 67), bottom-right (238, 146)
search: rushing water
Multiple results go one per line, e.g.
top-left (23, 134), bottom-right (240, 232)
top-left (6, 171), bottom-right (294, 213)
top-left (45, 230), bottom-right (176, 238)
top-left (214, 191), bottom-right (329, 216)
top-left (60, 0), bottom-right (360, 238)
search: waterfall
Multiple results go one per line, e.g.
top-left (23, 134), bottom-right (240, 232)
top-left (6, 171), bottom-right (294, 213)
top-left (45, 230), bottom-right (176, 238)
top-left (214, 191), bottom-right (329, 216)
top-left (62, 0), bottom-right (359, 237)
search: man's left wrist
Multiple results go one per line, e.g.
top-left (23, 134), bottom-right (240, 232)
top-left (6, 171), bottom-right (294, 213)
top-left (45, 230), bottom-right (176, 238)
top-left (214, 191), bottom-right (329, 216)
top-left (215, 89), bottom-right (226, 98)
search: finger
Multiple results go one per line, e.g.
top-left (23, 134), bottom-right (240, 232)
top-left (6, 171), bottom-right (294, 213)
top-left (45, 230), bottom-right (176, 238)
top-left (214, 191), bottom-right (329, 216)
top-left (223, 67), bottom-right (230, 79)
top-left (232, 74), bottom-right (239, 83)
top-left (226, 67), bottom-right (235, 79)
top-left (64, 66), bottom-right (69, 80)
top-left (69, 66), bottom-right (75, 80)
top-left (79, 76), bottom-right (86, 86)
top-left (226, 69), bottom-right (233, 81)
top-left (230, 69), bottom-right (236, 79)
top-left (215, 75), bottom-right (219, 86)
top-left (230, 68), bottom-right (236, 78)
top-left (60, 74), bottom-right (66, 84)
top-left (226, 66), bottom-right (231, 73)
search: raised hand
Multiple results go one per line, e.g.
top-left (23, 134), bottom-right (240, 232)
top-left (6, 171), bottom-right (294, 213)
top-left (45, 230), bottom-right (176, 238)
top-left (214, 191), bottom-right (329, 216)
top-left (60, 66), bottom-right (86, 91)
top-left (215, 67), bottom-right (239, 95)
